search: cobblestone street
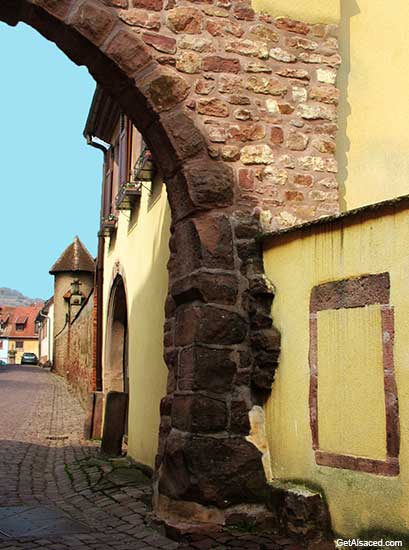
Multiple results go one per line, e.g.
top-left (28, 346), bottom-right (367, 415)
top-left (0, 366), bottom-right (315, 550)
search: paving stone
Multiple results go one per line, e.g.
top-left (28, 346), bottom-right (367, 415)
top-left (0, 365), bottom-right (311, 550)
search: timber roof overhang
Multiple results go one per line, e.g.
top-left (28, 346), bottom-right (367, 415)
top-left (83, 85), bottom-right (120, 144)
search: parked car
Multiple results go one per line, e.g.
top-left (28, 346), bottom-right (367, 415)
top-left (0, 359), bottom-right (7, 366)
top-left (20, 353), bottom-right (38, 365)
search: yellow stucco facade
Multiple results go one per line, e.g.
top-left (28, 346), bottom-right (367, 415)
top-left (337, 0), bottom-right (409, 209)
top-left (102, 179), bottom-right (170, 468)
top-left (263, 204), bottom-right (409, 538)
top-left (252, 0), bottom-right (340, 24)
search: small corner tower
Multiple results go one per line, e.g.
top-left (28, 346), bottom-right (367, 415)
top-left (50, 236), bottom-right (95, 338)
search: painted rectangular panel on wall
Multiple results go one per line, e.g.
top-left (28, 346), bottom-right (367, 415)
top-left (309, 273), bottom-right (399, 476)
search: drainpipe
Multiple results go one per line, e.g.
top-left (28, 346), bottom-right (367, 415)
top-left (86, 134), bottom-right (108, 392)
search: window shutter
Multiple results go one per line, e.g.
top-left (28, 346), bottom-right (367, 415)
top-left (128, 122), bottom-right (134, 180)
top-left (104, 148), bottom-right (114, 217)
top-left (119, 115), bottom-right (131, 186)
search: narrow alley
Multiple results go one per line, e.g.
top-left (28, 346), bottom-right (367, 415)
top-left (0, 366), bottom-right (308, 550)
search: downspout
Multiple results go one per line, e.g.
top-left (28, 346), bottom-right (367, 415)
top-left (85, 134), bottom-right (108, 392)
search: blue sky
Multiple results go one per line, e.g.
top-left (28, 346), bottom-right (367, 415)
top-left (0, 22), bottom-right (101, 300)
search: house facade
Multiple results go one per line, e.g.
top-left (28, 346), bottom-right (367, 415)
top-left (85, 89), bottom-right (170, 466)
top-left (0, 336), bottom-right (8, 363)
top-left (0, 306), bottom-right (12, 363)
top-left (0, 304), bottom-right (43, 364)
top-left (36, 298), bottom-right (54, 366)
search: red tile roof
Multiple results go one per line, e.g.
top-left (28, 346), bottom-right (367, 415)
top-left (0, 304), bottom-right (43, 339)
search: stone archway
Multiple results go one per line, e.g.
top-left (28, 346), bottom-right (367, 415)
top-left (1, 0), bottom-right (340, 525)
top-left (105, 275), bottom-right (128, 395)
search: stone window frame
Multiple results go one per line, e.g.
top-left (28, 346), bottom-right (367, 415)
top-left (309, 272), bottom-right (400, 476)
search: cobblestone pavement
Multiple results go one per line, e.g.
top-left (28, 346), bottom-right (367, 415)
top-left (0, 366), bottom-right (316, 550)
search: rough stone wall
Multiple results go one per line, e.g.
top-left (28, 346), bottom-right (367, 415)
top-left (54, 292), bottom-right (95, 407)
top-left (115, 0), bottom-right (340, 229)
top-left (0, 0), bottom-right (340, 528)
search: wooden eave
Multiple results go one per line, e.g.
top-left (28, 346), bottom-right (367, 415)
top-left (84, 85), bottom-right (120, 144)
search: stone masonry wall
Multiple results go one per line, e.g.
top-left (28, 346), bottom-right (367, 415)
top-left (54, 292), bottom-right (96, 408)
top-left (116, 0), bottom-right (340, 229)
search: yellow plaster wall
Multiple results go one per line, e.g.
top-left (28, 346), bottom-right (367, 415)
top-left (102, 179), bottom-right (170, 468)
top-left (53, 274), bottom-right (73, 335)
top-left (53, 273), bottom-right (94, 336)
top-left (10, 339), bottom-right (38, 364)
top-left (252, 0), bottom-right (340, 24)
top-left (337, 0), bottom-right (409, 209)
top-left (263, 207), bottom-right (409, 537)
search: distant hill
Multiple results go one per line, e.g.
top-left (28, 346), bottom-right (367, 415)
top-left (0, 288), bottom-right (43, 307)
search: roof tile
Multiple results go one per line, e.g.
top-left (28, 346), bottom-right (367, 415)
top-left (50, 236), bottom-right (95, 274)
top-left (0, 304), bottom-right (43, 339)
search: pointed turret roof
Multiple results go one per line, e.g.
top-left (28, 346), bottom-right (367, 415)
top-left (49, 236), bottom-right (95, 275)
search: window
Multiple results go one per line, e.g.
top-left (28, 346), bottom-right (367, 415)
top-left (15, 341), bottom-right (23, 349)
top-left (15, 316), bottom-right (27, 331)
top-left (103, 114), bottom-right (143, 219)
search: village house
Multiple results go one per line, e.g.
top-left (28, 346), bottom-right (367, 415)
top-left (0, 304), bottom-right (43, 364)
top-left (8, 0), bottom-right (409, 543)
top-left (0, 306), bottom-right (12, 363)
top-left (0, 336), bottom-right (8, 364)
top-left (35, 297), bottom-right (54, 366)
top-left (84, 86), bottom-right (169, 465)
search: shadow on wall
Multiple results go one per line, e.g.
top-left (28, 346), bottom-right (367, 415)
top-left (336, 0), bottom-right (361, 211)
